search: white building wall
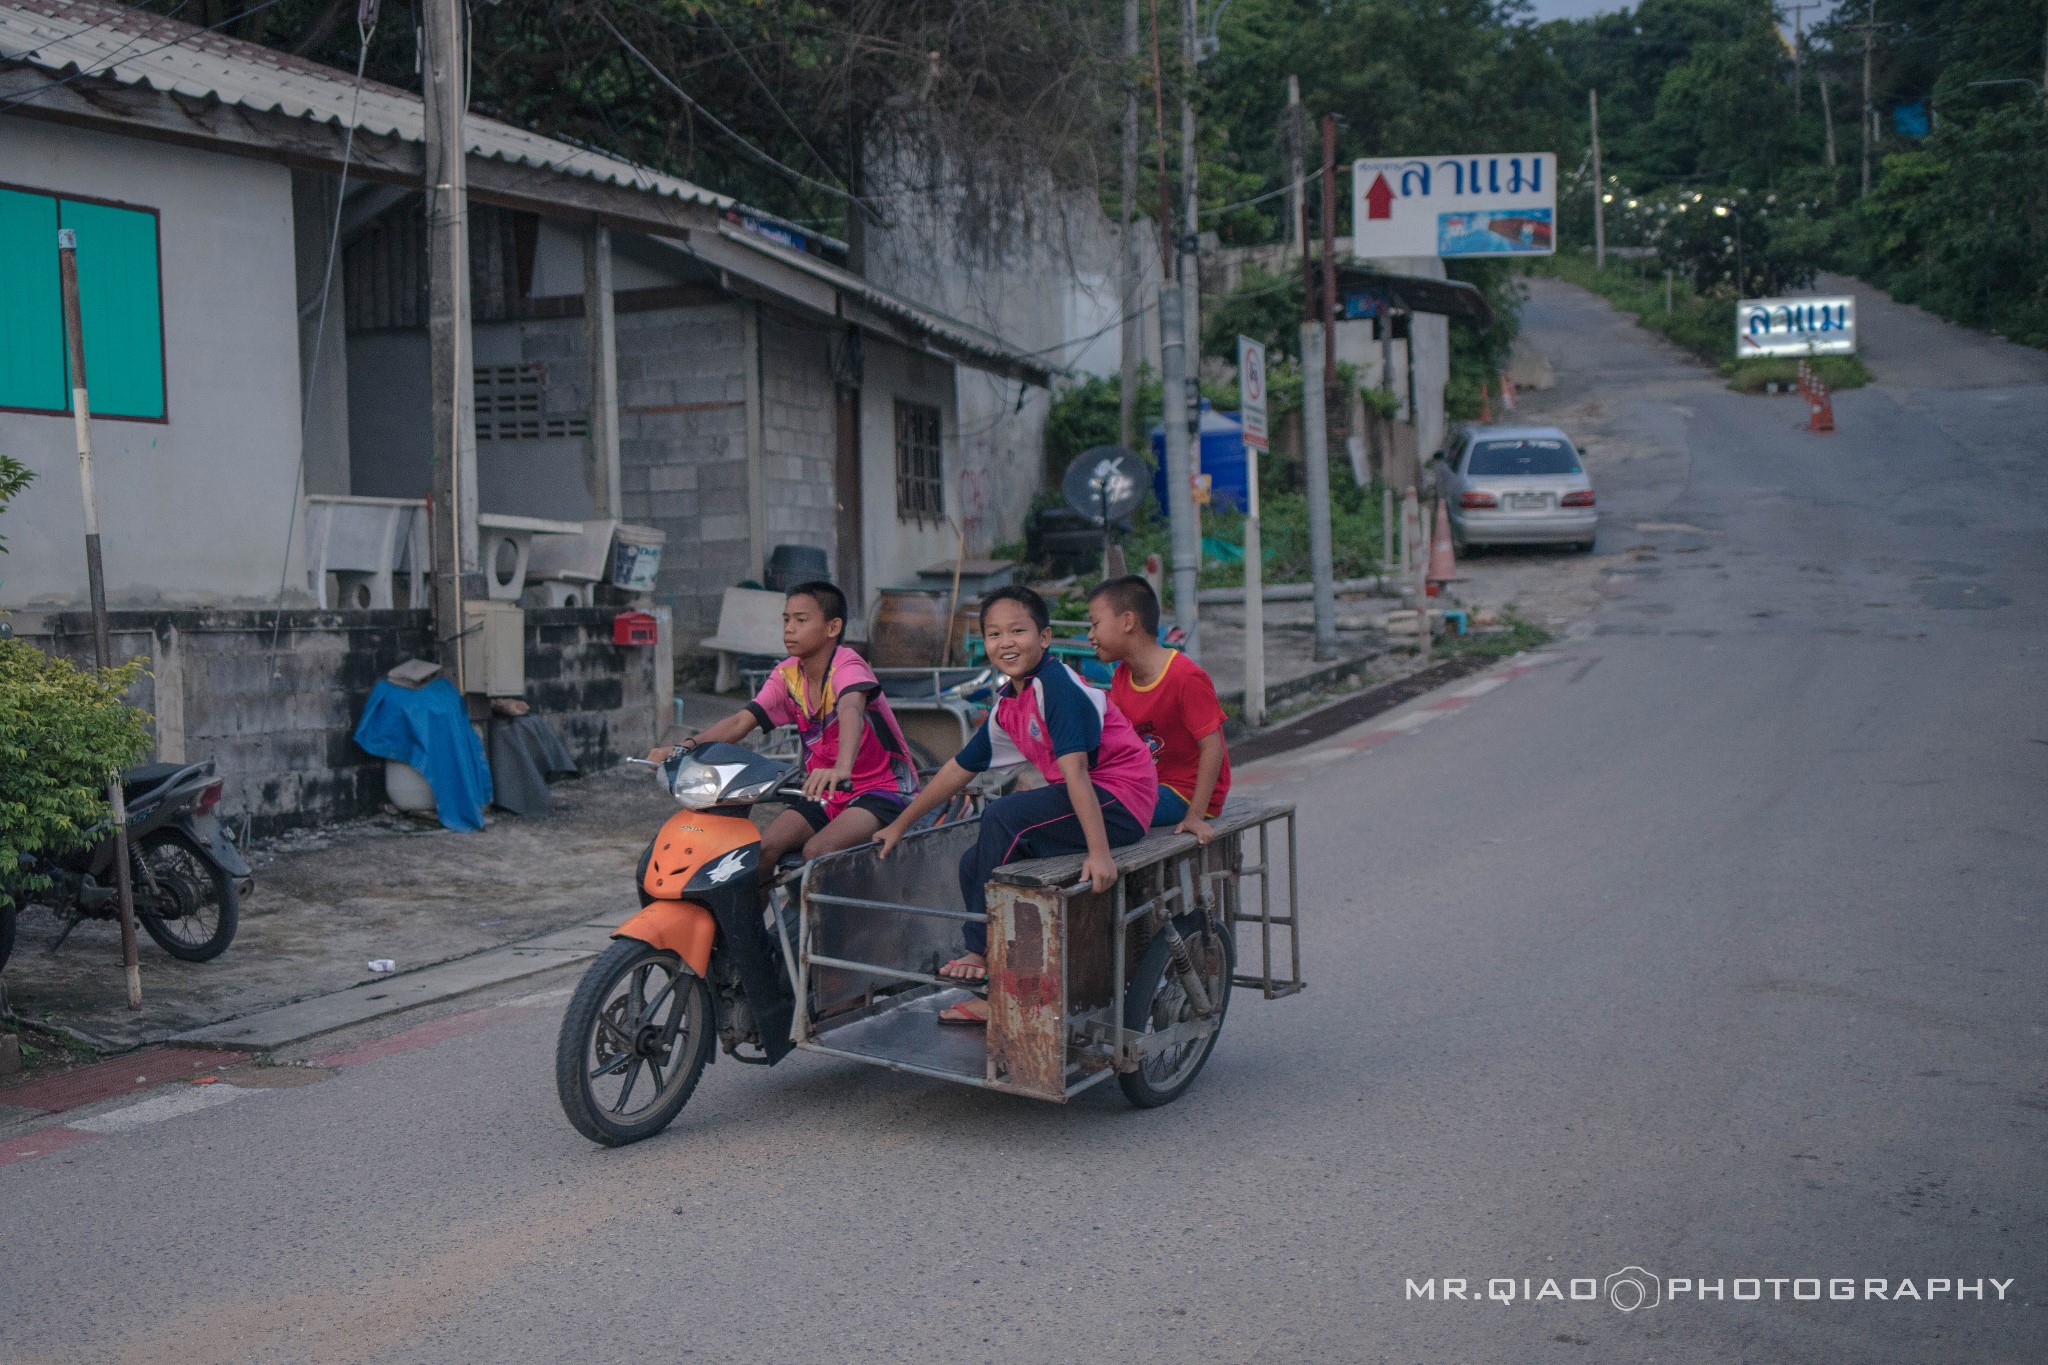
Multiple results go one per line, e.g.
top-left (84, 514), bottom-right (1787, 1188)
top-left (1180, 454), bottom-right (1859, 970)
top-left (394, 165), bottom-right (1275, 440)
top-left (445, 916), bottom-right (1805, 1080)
top-left (0, 121), bottom-right (304, 608)
top-left (863, 181), bottom-right (1157, 559)
top-left (859, 340), bottom-right (960, 602)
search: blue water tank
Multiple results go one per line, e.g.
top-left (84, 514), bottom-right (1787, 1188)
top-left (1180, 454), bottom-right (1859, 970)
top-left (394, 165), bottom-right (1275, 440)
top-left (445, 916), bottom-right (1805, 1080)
top-left (1150, 401), bottom-right (1248, 519)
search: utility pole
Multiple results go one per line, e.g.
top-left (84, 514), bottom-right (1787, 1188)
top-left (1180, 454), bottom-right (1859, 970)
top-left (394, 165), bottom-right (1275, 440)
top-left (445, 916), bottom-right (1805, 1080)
top-left (57, 231), bottom-right (144, 1012)
top-left (1302, 114), bottom-right (1338, 662)
top-left (1179, 0), bottom-right (1201, 442)
top-left (1285, 75), bottom-right (1304, 259)
top-left (422, 0), bottom-right (476, 686)
top-left (1118, 0), bottom-right (1139, 450)
top-left (1820, 71), bottom-right (1837, 168)
top-left (1859, 3), bottom-right (1877, 198)
top-left (1787, 1), bottom-right (1820, 117)
top-left (1150, 0), bottom-right (1197, 654)
top-left (1589, 88), bottom-right (1605, 271)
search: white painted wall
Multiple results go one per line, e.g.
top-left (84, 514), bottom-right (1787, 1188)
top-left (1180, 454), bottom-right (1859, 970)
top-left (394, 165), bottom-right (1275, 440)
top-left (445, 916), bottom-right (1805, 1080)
top-left (0, 121), bottom-right (304, 608)
top-left (858, 340), bottom-right (961, 608)
top-left (863, 178), bottom-right (1156, 558)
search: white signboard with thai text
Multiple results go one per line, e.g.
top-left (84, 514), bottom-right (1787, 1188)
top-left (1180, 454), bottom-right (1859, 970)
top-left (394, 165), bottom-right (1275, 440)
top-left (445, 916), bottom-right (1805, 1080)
top-left (1737, 296), bottom-right (1856, 357)
top-left (1351, 153), bottom-right (1556, 258)
top-left (1237, 335), bottom-right (1268, 452)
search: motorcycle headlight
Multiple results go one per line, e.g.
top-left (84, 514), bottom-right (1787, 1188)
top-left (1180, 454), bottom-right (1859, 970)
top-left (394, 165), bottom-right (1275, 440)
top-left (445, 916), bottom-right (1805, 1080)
top-left (723, 774), bottom-right (781, 804)
top-left (669, 759), bottom-right (743, 808)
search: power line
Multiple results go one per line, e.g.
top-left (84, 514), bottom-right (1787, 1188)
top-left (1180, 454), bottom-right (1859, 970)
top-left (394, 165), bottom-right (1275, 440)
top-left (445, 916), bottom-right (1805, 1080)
top-left (595, 7), bottom-right (876, 213)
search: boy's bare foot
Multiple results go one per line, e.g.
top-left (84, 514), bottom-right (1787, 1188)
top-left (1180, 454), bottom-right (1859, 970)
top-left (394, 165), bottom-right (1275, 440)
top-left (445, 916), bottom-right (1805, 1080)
top-left (938, 953), bottom-right (987, 983)
top-left (937, 997), bottom-right (989, 1026)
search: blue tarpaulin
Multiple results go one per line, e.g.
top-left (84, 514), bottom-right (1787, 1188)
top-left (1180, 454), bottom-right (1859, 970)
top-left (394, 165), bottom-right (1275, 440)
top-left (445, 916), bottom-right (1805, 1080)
top-left (352, 678), bottom-right (493, 831)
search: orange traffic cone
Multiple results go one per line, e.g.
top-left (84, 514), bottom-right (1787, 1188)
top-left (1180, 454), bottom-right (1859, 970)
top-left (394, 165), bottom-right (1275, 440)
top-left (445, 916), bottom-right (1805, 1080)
top-left (1478, 379), bottom-right (1494, 424)
top-left (1425, 499), bottom-right (1458, 596)
top-left (1809, 378), bottom-right (1835, 433)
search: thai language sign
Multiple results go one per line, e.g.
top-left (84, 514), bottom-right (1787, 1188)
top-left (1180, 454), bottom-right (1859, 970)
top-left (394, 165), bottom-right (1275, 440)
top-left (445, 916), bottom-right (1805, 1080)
top-left (1737, 296), bottom-right (1856, 357)
top-left (1351, 154), bottom-right (1556, 258)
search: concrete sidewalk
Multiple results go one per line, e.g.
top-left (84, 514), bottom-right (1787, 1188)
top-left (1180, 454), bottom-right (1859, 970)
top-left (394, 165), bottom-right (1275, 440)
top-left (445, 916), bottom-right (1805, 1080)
top-left (2, 764), bottom-right (668, 1052)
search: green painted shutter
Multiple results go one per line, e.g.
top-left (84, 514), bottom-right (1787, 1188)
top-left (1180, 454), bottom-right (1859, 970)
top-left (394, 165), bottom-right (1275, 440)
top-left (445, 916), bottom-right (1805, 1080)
top-left (0, 188), bottom-right (64, 412)
top-left (57, 199), bottom-right (165, 420)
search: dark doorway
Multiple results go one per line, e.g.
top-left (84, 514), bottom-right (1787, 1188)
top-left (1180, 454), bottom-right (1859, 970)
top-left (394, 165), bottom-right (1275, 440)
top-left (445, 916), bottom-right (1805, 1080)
top-left (834, 385), bottom-right (864, 617)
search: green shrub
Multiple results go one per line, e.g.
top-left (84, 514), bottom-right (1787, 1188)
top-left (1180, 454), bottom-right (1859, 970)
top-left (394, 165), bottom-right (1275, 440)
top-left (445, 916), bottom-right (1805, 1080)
top-left (0, 641), bottom-right (152, 906)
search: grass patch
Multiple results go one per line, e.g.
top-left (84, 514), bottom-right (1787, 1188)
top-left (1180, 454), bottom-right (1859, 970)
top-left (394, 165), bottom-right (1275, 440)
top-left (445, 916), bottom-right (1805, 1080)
top-left (1528, 255), bottom-right (1869, 394)
top-left (1449, 611), bottom-right (1552, 660)
top-left (1720, 355), bottom-right (1873, 393)
top-left (6, 1016), bottom-right (100, 1077)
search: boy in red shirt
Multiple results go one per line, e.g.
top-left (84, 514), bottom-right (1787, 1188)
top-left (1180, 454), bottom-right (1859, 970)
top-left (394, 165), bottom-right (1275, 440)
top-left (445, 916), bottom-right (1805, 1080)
top-left (1086, 575), bottom-right (1231, 844)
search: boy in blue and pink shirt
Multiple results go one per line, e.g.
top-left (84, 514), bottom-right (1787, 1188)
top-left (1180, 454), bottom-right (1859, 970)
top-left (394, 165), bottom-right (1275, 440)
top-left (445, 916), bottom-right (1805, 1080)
top-left (878, 585), bottom-right (1155, 1024)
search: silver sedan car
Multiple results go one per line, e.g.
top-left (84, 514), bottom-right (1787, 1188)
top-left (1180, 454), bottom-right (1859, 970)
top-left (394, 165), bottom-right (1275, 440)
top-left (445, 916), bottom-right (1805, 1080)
top-left (1436, 424), bottom-right (1597, 552)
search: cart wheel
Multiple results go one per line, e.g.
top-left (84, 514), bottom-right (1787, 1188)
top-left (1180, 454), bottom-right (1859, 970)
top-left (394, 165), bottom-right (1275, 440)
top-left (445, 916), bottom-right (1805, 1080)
top-left (1118, 911), bottom-right (1234, 1109)
top-left (555, 939), bottom-right (715, 1146)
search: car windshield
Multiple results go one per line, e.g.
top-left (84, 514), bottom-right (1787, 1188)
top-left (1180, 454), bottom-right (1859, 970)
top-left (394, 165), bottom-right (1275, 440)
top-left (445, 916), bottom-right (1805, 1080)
top-left (1467, 438), bottom-right (1582, 476)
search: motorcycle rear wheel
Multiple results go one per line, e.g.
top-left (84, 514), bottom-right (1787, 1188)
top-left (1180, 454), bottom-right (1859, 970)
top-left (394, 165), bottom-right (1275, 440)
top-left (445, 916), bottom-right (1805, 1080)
top-left (556, 938), bottom-right (715, 1147)
top-left (1117, 912), bottom-right (1233, 1109)
top-left (132, 831), bottom-right (238, 962)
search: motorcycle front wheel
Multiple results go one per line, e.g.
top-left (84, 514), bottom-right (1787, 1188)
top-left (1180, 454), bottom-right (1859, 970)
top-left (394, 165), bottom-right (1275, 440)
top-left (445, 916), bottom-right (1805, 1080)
top-left (132, 831), bottom-right (238, 962)
top-left (555, 938), bottom-right (715, 1147)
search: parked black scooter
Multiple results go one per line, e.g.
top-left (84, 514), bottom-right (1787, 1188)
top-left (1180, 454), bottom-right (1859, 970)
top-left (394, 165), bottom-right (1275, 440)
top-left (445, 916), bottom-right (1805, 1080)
top-left (5, 759), bottom-right (249, 972)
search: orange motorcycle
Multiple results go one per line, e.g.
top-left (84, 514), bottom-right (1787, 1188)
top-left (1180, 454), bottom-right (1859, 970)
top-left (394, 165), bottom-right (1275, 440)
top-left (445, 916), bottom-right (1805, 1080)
top-left (553, 744), bottom-right (813, 1146)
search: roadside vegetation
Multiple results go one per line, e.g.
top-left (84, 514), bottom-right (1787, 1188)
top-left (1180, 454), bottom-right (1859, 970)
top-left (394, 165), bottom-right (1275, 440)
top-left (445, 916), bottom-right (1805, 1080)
top-left (1533, 254), bottom-right (1873, 392)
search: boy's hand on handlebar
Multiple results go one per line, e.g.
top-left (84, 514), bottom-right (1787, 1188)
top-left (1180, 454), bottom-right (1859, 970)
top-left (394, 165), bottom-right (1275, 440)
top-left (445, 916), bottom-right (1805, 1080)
top-left (645, 746), bottom-right (672, 763)
top-left (1082, 850), bottom-right (1119, 894)
top-left (801, 767), bottom-right (850, 801)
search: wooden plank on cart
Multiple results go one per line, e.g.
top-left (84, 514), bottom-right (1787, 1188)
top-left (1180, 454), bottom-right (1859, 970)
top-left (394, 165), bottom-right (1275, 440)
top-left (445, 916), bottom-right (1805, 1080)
top-left (987, 799), bottom-right (1293, 887)
top-left (984, 884), bottom-right (1068, 1100)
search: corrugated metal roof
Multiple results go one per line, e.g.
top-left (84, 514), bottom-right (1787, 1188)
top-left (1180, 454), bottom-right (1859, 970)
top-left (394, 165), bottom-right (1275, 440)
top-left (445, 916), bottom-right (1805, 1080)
top-left (0, 0), bottom-right (734, 212)
top-left (0, 0), bottom-right (1054, 384)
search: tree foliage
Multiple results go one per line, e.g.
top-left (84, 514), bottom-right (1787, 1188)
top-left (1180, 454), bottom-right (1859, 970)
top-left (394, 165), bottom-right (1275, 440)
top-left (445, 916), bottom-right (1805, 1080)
top-left (0, 643), bottom-right (152, 906)
top-left (0, 454), bottom-right (30, 555)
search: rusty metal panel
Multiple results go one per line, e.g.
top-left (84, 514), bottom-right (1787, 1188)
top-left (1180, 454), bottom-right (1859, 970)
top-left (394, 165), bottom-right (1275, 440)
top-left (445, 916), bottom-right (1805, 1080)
top-left (985, 885), bottom-right (1067, 1099)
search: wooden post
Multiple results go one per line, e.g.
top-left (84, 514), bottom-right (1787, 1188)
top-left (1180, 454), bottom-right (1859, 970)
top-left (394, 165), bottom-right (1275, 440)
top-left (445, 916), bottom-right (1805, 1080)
top-left (1305, 114), bottom-right (1339, 662)
top-left (583, 225), bottom-right (622, 520)
top-left (422, 0), bottom-right (476, 686)
top-left (57, 230), bottom-right (143, 1011)
top-left (1589, 89), bottom-right (1605, 271)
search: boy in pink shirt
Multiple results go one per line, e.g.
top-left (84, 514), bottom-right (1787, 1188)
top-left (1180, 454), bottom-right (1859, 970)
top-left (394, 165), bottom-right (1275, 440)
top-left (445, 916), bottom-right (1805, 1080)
top-left (651, 581), bottom-right (918, 868)
top-left (877, 586), bottom-right (1155, 1024)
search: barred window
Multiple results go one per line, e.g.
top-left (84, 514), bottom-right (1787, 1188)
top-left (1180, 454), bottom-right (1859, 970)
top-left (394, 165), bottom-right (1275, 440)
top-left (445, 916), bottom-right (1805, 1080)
top-left (473, 364), bottom-right (588, 441)
top-left (894, 400), bottom-right (944, 522)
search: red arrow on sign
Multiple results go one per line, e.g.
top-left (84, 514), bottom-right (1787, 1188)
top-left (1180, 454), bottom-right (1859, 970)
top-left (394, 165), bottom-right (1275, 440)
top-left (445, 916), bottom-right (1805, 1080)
top-left (1364, 173), bottom-right (1395, 220)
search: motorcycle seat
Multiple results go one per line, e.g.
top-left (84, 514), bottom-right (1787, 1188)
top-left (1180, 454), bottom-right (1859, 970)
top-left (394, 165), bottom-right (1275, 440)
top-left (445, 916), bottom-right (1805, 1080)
top-left (121, 762), bottom-right (187, 801)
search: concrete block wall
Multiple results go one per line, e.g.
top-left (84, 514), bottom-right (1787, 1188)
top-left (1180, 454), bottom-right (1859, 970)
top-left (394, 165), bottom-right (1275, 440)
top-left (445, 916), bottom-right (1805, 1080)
top-left (611, 303), bottom-right (753, 645)
top-left (758, 315), bottom-right (838, 565)
top-left (16, 607), bottom-right (654, 838)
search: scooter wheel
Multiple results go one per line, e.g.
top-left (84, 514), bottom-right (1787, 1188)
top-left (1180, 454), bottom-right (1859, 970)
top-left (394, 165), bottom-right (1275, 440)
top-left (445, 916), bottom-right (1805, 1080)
top-left (555, 938), bottom-right (715, 1146)
top-left (132, 831), bottom-right (238, 962)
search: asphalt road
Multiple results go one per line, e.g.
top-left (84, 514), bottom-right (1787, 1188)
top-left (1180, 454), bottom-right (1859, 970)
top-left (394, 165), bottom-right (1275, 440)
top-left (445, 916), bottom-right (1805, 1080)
top-left (5, 281), bottom-right (2043, 1364)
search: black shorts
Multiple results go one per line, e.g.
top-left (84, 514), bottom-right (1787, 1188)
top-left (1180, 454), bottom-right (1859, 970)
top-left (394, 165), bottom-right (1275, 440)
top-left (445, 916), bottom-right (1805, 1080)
top-left (788, 791), bottom-right (908, 833)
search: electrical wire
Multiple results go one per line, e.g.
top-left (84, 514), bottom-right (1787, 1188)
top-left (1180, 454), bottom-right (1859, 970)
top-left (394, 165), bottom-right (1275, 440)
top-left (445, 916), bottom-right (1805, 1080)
top-left (595, 8), bottom-right (876, 212)
top-left (267, 7), bottom-right (376, 680)
top-left (1200, 165), bottom-right (1320, 219)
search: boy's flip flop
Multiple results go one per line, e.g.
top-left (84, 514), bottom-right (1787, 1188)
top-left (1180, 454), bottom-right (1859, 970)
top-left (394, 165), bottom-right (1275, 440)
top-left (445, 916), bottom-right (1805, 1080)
top-left (937, 957), bottom-right (987, 983)
top-left (937, 1000), bottom-right (988, 1027)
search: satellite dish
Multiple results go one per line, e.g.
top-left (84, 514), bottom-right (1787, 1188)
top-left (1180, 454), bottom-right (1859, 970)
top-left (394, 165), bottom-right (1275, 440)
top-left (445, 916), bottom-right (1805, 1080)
top-left (1062, 445), bottom-right (1146, 527)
